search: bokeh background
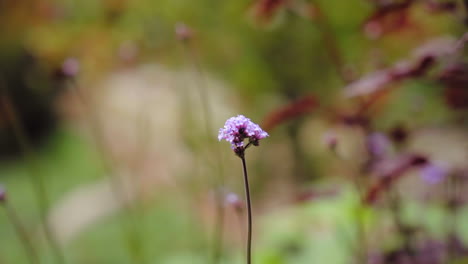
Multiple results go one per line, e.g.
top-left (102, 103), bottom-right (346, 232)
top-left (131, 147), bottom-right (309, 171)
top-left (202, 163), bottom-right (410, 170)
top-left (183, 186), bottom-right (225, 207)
top-left (0, 0), bottom-right (467, 263)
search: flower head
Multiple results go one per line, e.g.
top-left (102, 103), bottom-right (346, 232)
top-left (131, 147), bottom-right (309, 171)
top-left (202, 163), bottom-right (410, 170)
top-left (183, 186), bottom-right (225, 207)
top-left (218, 115), bottom-right (268, 154)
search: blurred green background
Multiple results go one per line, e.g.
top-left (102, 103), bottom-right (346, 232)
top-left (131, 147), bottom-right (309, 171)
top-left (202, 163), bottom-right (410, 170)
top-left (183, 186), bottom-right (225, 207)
top-left (0, 0), bottom-right (467, 263)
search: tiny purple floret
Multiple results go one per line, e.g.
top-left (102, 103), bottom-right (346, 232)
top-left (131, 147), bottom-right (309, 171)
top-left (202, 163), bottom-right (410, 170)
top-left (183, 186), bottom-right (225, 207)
top-left (420, 163), bottom-right (447, 184)
top-left (367, 132), bottom-right (391, 158)
top-left (218, 115), bottom-right (268, 151)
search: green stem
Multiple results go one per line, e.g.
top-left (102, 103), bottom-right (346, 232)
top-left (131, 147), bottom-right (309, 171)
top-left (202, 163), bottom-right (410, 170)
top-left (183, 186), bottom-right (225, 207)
top-left (0, 91), bottom-right (66, 264)
top-left (240, 156), bottom-right (252, 264)
top-left (311, 2), bottom-right (351, 83)
top-left (2, 203), bottom-right (41, 264)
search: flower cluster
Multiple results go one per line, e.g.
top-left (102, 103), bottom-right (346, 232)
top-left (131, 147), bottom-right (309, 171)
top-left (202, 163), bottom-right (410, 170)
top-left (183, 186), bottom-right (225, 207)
top-left (218, 115), bottom-right (268, 155)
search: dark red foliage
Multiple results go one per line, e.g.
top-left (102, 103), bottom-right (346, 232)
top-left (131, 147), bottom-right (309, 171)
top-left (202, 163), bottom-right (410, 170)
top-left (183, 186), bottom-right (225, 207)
top-left (424, 0), bottom-right (458, 13)
top-left (294, 188), bottom-right (338, 203)
top-left (345, 55), bottom-right (435, 97)
top-left (389, 124), bottom-right (409, 144)
top-left (340, 114), bottom-right (370, 128)
top-left (364, 154), bottom-right (428, 204)
top-left (439, 63), bottom-right (468, 109)
top-left (261, 95), bottom-right (318, 131)
top-left (345, 36), bottom-right (465, 97)
top-left (252, 0), bottom-right (288, 22)
top-left (444, 86), bottom-right (468, 110)
top-left (363, 0), bottom-right (414, 39)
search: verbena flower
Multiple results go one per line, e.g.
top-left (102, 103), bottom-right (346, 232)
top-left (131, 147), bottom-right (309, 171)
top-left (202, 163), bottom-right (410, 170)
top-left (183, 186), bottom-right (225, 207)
top-left (218, 115), bottom-right (267, 264)
top-left (218, 115), bottom-right (268, 153)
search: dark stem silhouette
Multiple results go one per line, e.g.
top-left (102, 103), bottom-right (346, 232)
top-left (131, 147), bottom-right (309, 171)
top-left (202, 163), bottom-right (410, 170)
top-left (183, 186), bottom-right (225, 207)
top-left (240, 156), bottom-right (252, 264)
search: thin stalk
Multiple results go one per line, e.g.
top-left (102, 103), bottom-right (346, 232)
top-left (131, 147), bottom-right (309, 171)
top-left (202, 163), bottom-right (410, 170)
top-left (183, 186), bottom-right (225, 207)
top-left (0, 91), bottom-right (66, 264)
top-left (336, 150), bottom-right (367, 261)
top-left (2, 202), bottom-right (41, 264)
top-left (311, 2), bottom-right (352, 83)
top-left (388, 188), bottom-right (415, 262)
top-left (240, 157), bottom-right (252, 264)
top-left (446, 172), bottom-right (459, 262)
top-left (353, 185), bottom-right (367, 263)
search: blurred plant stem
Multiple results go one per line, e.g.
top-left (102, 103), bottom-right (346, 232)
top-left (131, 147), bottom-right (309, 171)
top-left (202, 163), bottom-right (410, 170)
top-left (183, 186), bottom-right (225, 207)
top-left (178, 34), bottom-right (226, 264)
top-left (1, 201), bottom-right (41, 264)
top-left (353, 186), bottom-right (368, 263)
top-left (445, 171), bottom-right (460, 261)
top-left (388, 188), bottom-right (415, 262)
top-left (0, 88), bottom-right (66, 264)
top-left (338, 150), bottom-right (368, 263)
top-left (240, 156), bottom-right (252, 264)
top-left (310, 2), bottom-right (352, 83)
top-left (67, 79), bottom-right (146, 264)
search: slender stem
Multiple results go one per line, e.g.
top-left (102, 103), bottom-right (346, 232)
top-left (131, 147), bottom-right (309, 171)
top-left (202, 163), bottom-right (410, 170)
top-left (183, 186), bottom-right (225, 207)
top-left (311, 2), bottom-right (352, 83)
top-left (0, 91), bottom-right (66, 264)
top-left (2, 203), bottom-right (41, 264)
top-left (240, 156), bottom-right (252, 264)
top-left (446, 172), bottom-right (459, 262)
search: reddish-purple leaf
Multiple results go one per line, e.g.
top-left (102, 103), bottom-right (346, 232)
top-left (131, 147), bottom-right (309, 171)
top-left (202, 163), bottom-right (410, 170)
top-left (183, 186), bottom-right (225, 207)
top-left (364, 154), bottom-right (428, 204)
top-left (251, 0), bottom-right (288, 23)
top-left (262, 95), bottom-right (318, 131)
top-left (345, 37), bottom-right (461, 97)
top-left (363, 1), bottom-right (413, 39)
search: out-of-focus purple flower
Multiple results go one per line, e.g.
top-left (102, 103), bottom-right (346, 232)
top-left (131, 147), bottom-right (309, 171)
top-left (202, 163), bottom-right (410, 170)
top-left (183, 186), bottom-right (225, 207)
top-left (218, 115), bottom-right (268, 152)
top-left (322, 130), bottom-right (338, 151)
top-left (175, 23), bottom-right (193, 41)
top-left (62, 57), bottom-right (80, 77)
top-left (0, 185), bottom-right (5, 202)
top-left (118, 41), bottom-right (139, 63)
top-left (367, 132), bottom-right (391, 158)
top-left (225, 192), bottom-right (243, 212)
top-left (420, 163), bottom-right (448, 184)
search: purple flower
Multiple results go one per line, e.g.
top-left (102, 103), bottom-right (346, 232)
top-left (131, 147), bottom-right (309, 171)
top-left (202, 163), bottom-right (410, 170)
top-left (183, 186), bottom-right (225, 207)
top-left (218, 115), bottom-right (268, 152)
top-left (225, 192), bottom-right (243, 211)
top-left (420, 163), bottom-right (448, 184)
top-left (367, 132), bottom-right (391, 158)
top-left (323, 130), bottom-right (338, 151)
top-left (62, 57), bottom-right (80, 77)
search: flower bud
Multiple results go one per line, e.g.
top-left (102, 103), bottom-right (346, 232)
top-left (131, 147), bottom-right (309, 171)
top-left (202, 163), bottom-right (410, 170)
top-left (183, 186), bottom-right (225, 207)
top-left (175, 23), bottom-right (193, 42)
top-left (0, 185), bottom-right (6, 203)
